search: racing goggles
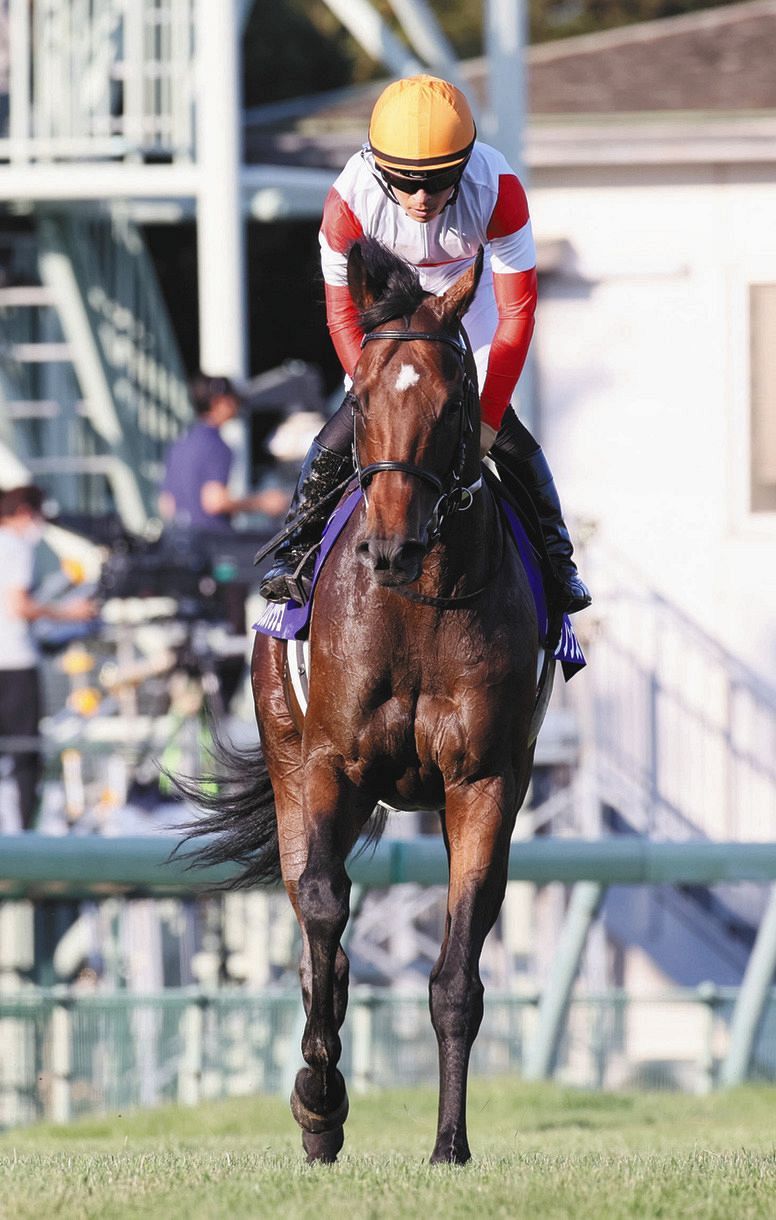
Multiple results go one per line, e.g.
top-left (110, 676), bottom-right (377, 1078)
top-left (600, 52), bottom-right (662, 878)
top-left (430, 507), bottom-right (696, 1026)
top-left (380, 163), bottom-right (464, 196)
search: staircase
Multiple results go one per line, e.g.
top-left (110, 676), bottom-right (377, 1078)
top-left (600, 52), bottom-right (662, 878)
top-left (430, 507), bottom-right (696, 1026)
top-left (0, 209), bottom-right (190, 529)
top-left (0, 3), bottom-right (248, 526)
top-left (561, 543), bottom-right (776, 993)
top-left (583, 544), bottom-right (776, 844)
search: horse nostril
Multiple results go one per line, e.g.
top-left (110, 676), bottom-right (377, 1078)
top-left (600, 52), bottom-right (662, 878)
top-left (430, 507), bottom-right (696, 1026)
top-left (394, 541), bottom-right (426, 575)
top-left (358, 537), bottom-right (426, 582)
top-left (357, 539), bottom-right (391, 570)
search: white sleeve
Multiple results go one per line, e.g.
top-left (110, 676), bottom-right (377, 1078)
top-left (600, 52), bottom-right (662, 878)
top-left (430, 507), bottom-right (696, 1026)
top-left (490, 219), bottom-right (537, 275)
top-left (320, 232), bottom-right (350, 288)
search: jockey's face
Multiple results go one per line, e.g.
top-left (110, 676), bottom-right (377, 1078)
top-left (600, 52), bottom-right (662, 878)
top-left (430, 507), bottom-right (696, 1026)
top-left (392, 184), bottom-right (454, 222)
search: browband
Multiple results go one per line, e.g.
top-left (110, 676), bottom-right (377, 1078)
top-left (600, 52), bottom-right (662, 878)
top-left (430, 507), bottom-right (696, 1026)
top-left (361, 330), bottom-right (466, 358)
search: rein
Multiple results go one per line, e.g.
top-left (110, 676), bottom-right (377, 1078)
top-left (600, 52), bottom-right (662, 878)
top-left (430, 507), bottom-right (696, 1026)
top-left (353, 328), bottom-right (482, 543)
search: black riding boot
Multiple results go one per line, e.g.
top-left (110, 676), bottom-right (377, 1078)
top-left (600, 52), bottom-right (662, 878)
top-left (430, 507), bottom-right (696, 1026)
top-left (491, 411), bottom-right (591, 614)
top-left (260, 439), bottom-right (353, 603)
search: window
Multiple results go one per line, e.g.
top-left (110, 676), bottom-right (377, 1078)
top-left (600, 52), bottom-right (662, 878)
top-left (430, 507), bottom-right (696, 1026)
top-left (750, 284), bottom-right (776, 512)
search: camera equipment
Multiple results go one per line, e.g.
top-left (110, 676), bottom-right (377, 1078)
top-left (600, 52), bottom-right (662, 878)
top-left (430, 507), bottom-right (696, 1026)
top-left (95, 526), bottom-right (275, 614)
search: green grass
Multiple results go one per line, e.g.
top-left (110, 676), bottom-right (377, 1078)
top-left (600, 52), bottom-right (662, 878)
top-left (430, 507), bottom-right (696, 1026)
top-left (1, 1081), bottom-right (775, 1219)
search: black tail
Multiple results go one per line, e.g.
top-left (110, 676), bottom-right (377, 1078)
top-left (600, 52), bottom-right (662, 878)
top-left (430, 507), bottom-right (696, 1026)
top-left (172, 731), bottom-right (281, 888)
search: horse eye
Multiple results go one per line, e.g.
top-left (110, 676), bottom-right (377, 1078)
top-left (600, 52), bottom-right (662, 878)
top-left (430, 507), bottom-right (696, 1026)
top-left (447, 397), bottom-right (463, 413)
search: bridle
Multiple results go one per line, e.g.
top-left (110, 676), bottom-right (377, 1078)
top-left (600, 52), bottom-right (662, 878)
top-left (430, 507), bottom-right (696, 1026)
top-left (351, 328), bottom-right (483, 543)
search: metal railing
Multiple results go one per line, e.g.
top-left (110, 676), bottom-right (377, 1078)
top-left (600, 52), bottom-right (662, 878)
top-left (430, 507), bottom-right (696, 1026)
top-left (2, 836), bottom-right (776, 1131)
top-left (0, 209), bottom-right (191, 527)
top-left (582, 545), bottom-right (776, 843)
top-left (4, 835), bottom-right (776, 900)
top-left (1, 983), bottom-right (774, 1129)
top-left (2, 0), bottom-right (197, 163)
top-left (37, 209), bottom-right (192, 527)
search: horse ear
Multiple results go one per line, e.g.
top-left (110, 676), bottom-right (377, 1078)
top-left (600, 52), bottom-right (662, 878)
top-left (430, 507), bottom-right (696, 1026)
top-left (347, 241), bottom-right (378, 312)
top-left (436, 247), bottom-right (484, 327)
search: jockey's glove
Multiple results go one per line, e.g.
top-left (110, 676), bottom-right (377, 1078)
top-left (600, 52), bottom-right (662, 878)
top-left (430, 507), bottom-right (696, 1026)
top-left (480, 423), bottom-right (498, 459)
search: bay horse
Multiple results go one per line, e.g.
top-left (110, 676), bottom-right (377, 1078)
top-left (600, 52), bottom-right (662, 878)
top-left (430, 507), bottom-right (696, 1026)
top-left (186, 237), bottom-right (538, 1164)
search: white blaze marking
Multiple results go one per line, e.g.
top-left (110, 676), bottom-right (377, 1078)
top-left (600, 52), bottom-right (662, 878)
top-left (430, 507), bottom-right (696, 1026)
top-left (394, 363), bottom-right (420, 391)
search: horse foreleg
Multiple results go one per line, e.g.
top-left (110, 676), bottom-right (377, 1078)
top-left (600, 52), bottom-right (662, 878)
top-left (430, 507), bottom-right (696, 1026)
top-left (279, 822), bottom-right (351, 1164)
top-left (274, 789), bottom-right (353, 1163)
top-left (252, 637), bottom-right (355, 1160)
top-left (429, 776), bottom-right (516, 1164)
top-left (292, 928), bottom-right (351, 1164)
top-left (292, 765), bottom-right (364, 1162)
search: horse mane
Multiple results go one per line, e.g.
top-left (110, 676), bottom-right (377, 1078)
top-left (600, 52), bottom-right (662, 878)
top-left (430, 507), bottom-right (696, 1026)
top-left (353, 236), bottom-right (430, 332)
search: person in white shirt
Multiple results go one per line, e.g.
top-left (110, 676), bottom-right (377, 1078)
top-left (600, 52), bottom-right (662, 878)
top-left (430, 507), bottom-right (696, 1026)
top-left (0, 486), bottom-right (96, 830)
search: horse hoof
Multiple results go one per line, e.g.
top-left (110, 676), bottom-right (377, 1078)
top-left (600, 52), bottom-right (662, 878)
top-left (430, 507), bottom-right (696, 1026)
top-left (290, 1067), bottom-right (349, 1134)
top-left (430, 1144), bottom-right (472, 1166)
top-left (302, 1125), bottom-right (344, 1163)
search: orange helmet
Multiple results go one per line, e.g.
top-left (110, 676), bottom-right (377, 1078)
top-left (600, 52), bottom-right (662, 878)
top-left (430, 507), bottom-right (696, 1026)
top-left (368, 76), bottom-right (476, 189)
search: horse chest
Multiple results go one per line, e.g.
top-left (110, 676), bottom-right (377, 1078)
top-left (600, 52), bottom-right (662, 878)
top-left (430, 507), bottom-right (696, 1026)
top-left (316, 604), bottom-right (521, 779)
top-left (340, 685), bottom-right (486, 791)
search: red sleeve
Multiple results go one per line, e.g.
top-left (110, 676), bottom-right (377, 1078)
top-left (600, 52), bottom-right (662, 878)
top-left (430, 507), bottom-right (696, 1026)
top-left (486, 174), bottom-right (530, 240)
top-left (325, 283), bottom-right (363, 379)
top-left (478, 268), bottom-right (538, 431)
top-left (320, 186), bottom-right (365, 375)
top-left (321, 186), bottom-right (363, 253)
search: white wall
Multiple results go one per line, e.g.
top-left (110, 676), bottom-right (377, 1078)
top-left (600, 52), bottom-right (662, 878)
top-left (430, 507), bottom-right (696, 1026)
top-left (532, 162), bottom-right (776, 682)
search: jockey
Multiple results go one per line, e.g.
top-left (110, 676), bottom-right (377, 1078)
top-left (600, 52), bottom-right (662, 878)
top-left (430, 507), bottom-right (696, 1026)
top-left (261, 75), bottom-right (591, 613)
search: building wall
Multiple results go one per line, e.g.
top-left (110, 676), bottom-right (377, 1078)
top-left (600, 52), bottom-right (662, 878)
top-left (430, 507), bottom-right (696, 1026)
top-left (531, 161), bottom-right (776, 683)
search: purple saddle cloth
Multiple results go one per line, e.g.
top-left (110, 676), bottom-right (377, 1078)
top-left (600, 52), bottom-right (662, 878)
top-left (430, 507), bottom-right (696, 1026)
top-left (254, 486), bottom-right (585, 680)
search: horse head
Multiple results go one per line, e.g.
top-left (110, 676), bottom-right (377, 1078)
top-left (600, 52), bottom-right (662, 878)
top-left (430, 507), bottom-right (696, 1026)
top-left (347, 237), bottom-right (483, 586)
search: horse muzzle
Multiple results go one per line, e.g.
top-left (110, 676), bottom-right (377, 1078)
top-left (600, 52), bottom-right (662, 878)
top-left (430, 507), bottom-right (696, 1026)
top-left (356, 536), bottom-right (427, 586)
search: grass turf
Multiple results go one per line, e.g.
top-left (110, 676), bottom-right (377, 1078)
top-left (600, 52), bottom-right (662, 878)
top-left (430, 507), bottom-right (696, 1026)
top-left (1, 1080), bottom-right (775, 1219)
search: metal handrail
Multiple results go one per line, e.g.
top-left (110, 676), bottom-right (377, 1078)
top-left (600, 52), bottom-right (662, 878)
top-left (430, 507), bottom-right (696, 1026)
top-left (1, 834), bottom-right (776, 899)
top-left (584, 541), bottom-right (776, 843)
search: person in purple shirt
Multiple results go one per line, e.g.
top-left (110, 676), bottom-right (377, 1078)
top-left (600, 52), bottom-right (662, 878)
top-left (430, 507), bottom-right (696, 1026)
top-left (159, 375), bottom-right (288, 710)
top-left (160, 374), bottom-right (288, 531)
